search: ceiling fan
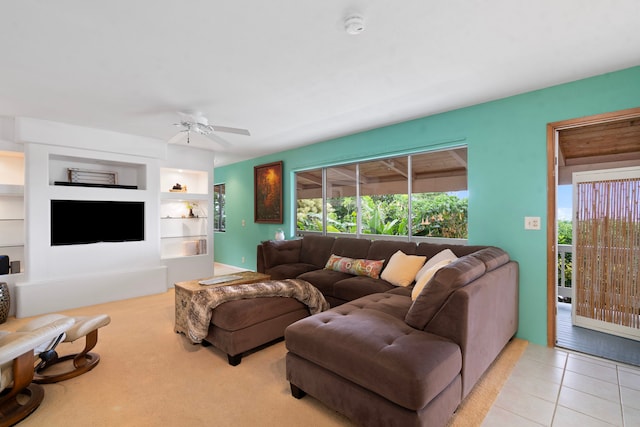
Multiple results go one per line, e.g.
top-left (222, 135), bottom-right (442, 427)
top-left (172, 111), bottom-right (250, 148)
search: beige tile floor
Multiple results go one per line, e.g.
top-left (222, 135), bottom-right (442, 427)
top-left (483, 343), bottom-right (640, 426)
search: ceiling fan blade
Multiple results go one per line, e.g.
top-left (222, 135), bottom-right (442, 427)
top-left (211, 125), bottom-right (251, 136)
top-left (205, 132), bottom-right (233, 148)
top-left (167, 132), bottom-right (186, 145)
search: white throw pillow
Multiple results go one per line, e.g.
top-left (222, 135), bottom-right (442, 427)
top-left (380, 250), bottom-right (426, 287)
top-left (415, 249), bottom-right (458, 283)
top-left (411, 259), bottom-right (453, 300)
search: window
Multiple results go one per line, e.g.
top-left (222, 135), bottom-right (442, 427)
top-left (295, 147), bottom-right (468, 240)
top-left (295, 168), bottom-right (323, 232)
top-left (410, 149), bottom-right (468, 238)
top-left (359, 157), bottom-right (408, 236)
top-left (327, 164), bottom-right (357, 233)
top-left (214, 184), bottom-right (225, 232)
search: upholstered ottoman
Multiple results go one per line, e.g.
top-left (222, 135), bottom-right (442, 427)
top-left (203, 296), bottom-right (310, 366)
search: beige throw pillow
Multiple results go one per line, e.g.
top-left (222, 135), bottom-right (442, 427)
top-left (380, 250), bottom-right (426, 287)
top-left (414, 249), bottom-right (458, 283)
top-left (411, 259), bottom-right (453, 300)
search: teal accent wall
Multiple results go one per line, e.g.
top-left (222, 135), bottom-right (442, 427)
top-left (214, 66), bottom-right (640, 346)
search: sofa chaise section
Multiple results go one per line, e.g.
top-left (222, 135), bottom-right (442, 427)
top-left (282, 242), bottom-right (519, 427)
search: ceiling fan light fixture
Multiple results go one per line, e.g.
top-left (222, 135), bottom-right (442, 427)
top-left (344, 15), bottom-right (365, 35)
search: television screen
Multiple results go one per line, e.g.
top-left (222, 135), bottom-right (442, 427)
top-left (51, 200), bottom-right (145, 246)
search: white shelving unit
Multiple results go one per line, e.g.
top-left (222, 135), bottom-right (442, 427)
top-left (160, 166), bottom-right (213, 285)
top-left (49, 153), bottom-right (147, 190)
top-left (160, 197), bottom-right (209, 258)
top-left (0, 152), bottom-right (25, 276)
top-left (0, 185), bottom-right (24, 273)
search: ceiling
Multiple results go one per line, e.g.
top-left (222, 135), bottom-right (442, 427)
top-left (557, 116), bottom-right (640, 184)
top-left (1, 1), bottom-right (639, 166)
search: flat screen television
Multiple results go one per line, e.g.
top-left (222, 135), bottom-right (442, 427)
top-left (51, 200), bottom-right (145, 246)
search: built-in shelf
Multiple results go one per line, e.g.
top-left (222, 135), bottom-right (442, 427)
top-left (49, 154), bottom-right (147, 190)
top-left (160, 192), bottom-right (209, 201)
top-left (160, 168), bottom-right (208, 195)
top-left (161, 216), bottom-right (208, 219)
top-left (54, 181), bottom-right (138, 189)
top-left (0, 152), bottom-right (25, 276)
top-left (160, 167), bottom-right (210, 261)
top-left (0, 184), bottom-right (23, 196)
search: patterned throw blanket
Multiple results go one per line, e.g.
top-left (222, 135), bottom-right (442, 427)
top-left (187, 278), bottom-right (329, 344)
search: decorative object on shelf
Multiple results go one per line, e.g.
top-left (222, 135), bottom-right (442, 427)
top-left (10, 260), bottom-right (20, 274)
top-left (275, 229), bottom-right (285, 241)
top-left (0, 282), bottom-right (10, 323)
top-left (185, 202), bottom-right (198, 218)
top-left (182, 239), bottom-right (207, 256)
top-left (67, 168), bottom-right (117, 186)
top-left (254, 161), bottom-right (283, 224)
top-left (170, 183), bottom-right (188, 193)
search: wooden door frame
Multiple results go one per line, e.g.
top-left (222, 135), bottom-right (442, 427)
top-left (546, 106), bottom-right (640, 347)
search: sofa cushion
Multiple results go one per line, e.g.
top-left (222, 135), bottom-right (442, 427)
top-left (262, 239), bottom-right (302, 269)
top-left (324, 254), bottom-right (354, 273)
top-left (325, 255), bottom-right (385, 279)
top-left (297, 269), bottom-right (354, 298)
top-left (411, 258), bottom-right (454, 301)
top-left (405, 255), bottom-right (486, 330)
top-left (330, 237), bottom-right (372, 259)
top-left (366, 240), bottom-right (417, 270)
top-left (266, 263), bottom-right (320, 280)
top-left (349, 258), bottom-right (385, 278)
top-left (333, 276), bottom-right (395, 301)
top-left (380, 250), bottom-right (426, 287)
top-left (285, 293), bottom-right (462, 411)
top-left (415, 249), bottom-right (458, 282)
top-left (300, 235), bottom-right (336, 267)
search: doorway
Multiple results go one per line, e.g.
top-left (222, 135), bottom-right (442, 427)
top-left (546, 107), bottom-right (640, 365)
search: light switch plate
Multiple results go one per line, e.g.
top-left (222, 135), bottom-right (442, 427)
top-left (524, 216), bottom-right (541, 230)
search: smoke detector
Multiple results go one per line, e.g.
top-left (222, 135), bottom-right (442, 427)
top-left (344, 15), bottom-right (365, 35)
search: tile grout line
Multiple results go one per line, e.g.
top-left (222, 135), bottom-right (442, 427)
top-left (549, 352), bottom-right (569, 426)
top-left (617, 365), bottom-right (626, 427)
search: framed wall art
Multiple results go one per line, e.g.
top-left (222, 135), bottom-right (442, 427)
top-left (254, 161), bottom-right (283, 223)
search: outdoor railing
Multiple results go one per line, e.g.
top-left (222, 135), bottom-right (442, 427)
top-left (558, 244), bottom-right (572, 301)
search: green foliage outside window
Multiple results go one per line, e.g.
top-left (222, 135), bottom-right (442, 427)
top-left (557, 220), bottom-right (572, 288)
top-left (297, 193), bottom-right (468, 238)
top-left (214, 184), bottom-right (225, 232)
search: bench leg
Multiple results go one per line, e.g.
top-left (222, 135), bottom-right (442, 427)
top-left (227, 354), bottom-right (242, 366)
top-left (290, 383), bottom-right (306, 399)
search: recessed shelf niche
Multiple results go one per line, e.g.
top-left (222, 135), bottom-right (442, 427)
top-left (0, 151), bottom-right (24, 275)
top-left (49, 154), bottom-right (147, 190)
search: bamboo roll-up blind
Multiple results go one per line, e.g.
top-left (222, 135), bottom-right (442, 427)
top-left (575, 177), bottom-right (640, 328)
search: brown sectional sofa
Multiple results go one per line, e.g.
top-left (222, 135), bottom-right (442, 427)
top-left (257, 234), bottom-right (519, 427)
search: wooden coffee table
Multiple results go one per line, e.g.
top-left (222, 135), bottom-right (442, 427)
top-left (174, 271), bottom-right (270, 335)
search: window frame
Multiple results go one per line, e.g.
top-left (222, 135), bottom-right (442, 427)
top-left (213, 183), bottom-right (226, 232)
top-left (294, 146), bottom-right (468, 242)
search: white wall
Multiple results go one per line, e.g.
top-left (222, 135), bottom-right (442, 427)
top-left (10, 118), bottom-right (205, 317)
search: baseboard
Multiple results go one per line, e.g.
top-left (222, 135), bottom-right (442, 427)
top-left (14, 265), bottom-right (167, 317)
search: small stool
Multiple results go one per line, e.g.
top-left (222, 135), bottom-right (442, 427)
top-left (19, 313), bottom-right (111, 383)
top-left (203, 297), bottom-right (309, 366)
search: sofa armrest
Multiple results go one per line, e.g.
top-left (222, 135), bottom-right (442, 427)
top-left (257, 239), bottom-right (303, 271)
top-left (424, 261), bottom-right (518, 398)
top-left (257, 243), bottom-right (266, 273)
